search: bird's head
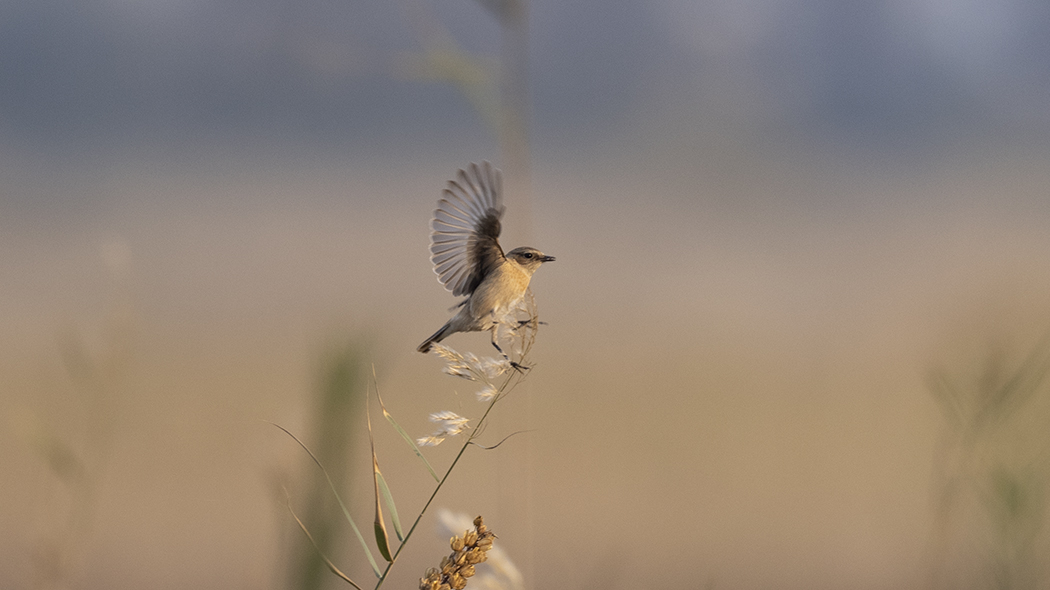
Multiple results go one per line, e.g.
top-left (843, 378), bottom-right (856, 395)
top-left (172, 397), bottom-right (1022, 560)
top-left (506, 247), bottom-right (555, 275)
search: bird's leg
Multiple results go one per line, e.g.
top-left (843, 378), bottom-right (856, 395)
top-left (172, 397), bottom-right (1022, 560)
top-left (490, 330), bottom-right (529, 372)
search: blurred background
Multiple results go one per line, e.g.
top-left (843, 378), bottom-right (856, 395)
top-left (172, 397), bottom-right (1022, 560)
top-left (3, 0), bottom-right (1050, 589)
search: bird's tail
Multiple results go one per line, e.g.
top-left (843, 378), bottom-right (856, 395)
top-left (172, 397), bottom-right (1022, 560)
top-left (417, 321), bottom-right (452, 353)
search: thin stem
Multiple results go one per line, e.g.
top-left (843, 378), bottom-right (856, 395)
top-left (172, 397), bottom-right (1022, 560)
top-left (373, 369), bottom-right (523, 589)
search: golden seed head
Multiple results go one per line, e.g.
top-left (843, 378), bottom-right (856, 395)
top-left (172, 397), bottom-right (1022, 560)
top-left (421, 515), bottom-right (497, 590)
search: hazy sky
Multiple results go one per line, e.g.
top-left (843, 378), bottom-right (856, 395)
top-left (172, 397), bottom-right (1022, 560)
top-left (1, 0), bottom-right (1048, 162)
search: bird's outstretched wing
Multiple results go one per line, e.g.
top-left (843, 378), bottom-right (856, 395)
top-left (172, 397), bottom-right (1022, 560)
top-left (430, 161), bottom-right (506, 297)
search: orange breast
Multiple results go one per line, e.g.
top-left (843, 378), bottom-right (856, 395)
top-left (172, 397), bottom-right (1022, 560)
top-left (470, 262), bottom-right (531, 318)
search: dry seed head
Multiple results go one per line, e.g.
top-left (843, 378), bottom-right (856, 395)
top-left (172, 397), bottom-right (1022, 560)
top-left (466, 548), bottom-right (485, 564)
top-left (432, 344), bottom-right (507, 383)
top-left (419, 515), bottom-right (498, 590)
top-left (475, 384), bottom-right (498, 401)
top-left (419, 572), bottom-right (441, 590)
top-left (416, 435), bottom-right (445, 447)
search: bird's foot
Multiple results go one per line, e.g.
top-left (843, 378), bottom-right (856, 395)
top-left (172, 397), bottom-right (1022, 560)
top-left (511, 318), bottom-right (547, 332)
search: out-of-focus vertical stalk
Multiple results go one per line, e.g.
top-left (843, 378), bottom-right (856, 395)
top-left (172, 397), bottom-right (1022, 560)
top-left (287, 342), bottom-right (366, 590)
top-left (399, 0), bottom-right (533, 233)
top-left (495, 0), bottom-right (532, 239)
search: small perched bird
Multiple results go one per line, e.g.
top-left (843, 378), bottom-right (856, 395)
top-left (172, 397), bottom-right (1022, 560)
top-left (417, 161), bottom-right (554, 357)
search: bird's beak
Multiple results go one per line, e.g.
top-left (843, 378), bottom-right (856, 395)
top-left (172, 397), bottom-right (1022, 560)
top-left (542, 255), bottom-right (556, 262)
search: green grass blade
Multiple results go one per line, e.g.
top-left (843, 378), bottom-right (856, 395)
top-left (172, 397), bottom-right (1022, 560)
top-left (268, 421), bottom-right (382, 578)
top-left (376, 470), bottom-right (404, 541)
top-left (283, 489), bottom-right (363, 590)
top-left (367, 404), bottom-right (393, 563)
top-left (373, 372), bottom-right (440, 482)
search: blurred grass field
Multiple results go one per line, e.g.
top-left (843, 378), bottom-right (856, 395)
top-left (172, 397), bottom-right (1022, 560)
top-left (4, 148), bottom-right (1050, 589)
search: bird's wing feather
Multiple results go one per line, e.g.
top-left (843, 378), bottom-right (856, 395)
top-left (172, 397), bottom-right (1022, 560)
top-left (429, 161), bottom-right (505, 297)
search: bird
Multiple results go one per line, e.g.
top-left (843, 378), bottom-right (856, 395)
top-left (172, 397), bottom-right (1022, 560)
top-left (417, 161), bottom-right (554, 360)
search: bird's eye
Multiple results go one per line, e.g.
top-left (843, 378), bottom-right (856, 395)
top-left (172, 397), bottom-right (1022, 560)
top-left (523, 252), bottom-right (533, 259)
